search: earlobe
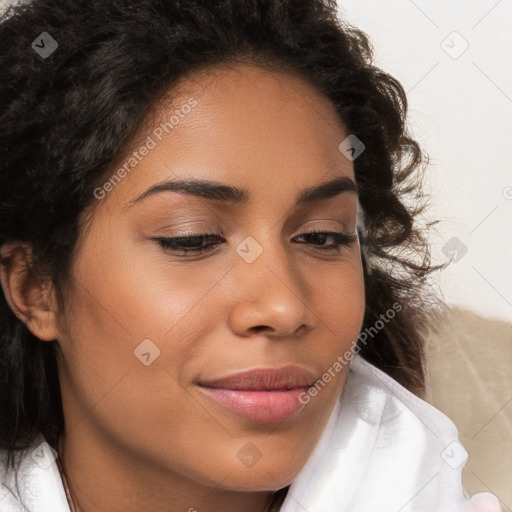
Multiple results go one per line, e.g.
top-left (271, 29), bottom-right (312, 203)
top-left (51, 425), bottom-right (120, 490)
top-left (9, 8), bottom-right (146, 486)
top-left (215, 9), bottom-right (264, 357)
top-left (0, 242), bottom-right (60, 341)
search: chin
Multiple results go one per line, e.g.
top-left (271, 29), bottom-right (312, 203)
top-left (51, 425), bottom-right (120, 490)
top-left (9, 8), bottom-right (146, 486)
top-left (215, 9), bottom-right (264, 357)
top-left (214, 471), bottom-right (295, 493)
top-left (206, 453), bottom-right (304, 492)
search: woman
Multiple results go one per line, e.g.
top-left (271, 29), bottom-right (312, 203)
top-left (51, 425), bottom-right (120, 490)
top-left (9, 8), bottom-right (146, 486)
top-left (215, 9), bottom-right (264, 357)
top-left (0, 0), bottom-right (502, 511)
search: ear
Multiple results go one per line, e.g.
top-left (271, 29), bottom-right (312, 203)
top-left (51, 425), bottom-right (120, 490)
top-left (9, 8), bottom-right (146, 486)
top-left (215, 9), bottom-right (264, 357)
top-left (0, 242), bottom-right (60, 341)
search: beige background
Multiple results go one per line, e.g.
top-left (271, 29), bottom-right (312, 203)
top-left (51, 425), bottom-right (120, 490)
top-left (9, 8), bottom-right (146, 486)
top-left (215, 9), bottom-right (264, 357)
top-left (425, 307), bottom-right (512, 511)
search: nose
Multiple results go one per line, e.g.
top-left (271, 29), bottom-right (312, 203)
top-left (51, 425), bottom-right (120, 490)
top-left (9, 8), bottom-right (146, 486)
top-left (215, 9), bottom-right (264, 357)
top-left (226, 236), bottom-right (316, 339)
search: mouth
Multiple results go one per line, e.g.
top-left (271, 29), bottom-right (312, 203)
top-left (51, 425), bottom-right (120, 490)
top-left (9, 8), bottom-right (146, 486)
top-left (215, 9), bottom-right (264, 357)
top-left (196, 365), bottom-right (316, 423)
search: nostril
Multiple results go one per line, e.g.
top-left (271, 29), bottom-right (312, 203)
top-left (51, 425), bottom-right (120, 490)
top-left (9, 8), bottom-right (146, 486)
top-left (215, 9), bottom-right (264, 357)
top-left (251, 325), bottom-right (269, 333)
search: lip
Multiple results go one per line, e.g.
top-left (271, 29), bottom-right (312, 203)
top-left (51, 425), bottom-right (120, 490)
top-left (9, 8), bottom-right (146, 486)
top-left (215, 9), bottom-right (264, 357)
top-left (197, 365), bottom-right (316, 423)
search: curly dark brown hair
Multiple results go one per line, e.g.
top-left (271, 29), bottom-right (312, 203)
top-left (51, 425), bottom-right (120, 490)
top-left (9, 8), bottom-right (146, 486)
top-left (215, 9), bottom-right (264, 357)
top-left (0, 0), bottom-right (443, 509)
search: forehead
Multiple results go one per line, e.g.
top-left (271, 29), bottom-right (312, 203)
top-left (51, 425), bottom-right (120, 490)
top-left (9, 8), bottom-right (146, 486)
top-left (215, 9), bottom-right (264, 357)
top-left (154, 62), bottom-right (350, 163)
top-left (93, 63), bottom-right (355, 215)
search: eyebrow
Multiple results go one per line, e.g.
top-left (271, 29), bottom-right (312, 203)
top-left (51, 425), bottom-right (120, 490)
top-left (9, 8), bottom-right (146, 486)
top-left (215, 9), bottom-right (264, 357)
top-left (125, 175), bottom-right (357, 210)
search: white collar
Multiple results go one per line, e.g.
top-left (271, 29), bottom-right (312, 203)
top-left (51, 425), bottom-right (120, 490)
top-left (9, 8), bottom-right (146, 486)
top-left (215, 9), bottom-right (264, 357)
top-left (0, 355), bottom-right (501, 512)
top-left (281, 355), bottom-right (501, 512)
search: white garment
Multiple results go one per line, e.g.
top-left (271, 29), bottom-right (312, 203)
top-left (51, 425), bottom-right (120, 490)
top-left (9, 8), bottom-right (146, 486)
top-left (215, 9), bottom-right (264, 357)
top-left (0, 355), bottom-right (502, 512)
top-left (280, 355), bottom-right (502, 512)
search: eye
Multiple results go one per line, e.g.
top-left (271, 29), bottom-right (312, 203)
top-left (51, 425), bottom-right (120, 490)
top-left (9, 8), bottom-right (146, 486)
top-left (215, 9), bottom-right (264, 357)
top-left (154, 233), bottom-right (224, 255)
top-left (294, 228), bottom-right (358, 253)
top-left (154, 229), bottom-right (357, 256)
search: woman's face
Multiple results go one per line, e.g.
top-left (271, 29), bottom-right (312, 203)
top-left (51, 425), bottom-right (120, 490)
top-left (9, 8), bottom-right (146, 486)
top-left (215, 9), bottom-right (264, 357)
top-left (55, 63), bottom-right (365, 507)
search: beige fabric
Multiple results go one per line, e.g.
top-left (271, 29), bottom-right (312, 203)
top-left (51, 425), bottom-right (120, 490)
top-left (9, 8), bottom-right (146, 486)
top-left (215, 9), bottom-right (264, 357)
top-left (424, 307), bottom-right (512, 512)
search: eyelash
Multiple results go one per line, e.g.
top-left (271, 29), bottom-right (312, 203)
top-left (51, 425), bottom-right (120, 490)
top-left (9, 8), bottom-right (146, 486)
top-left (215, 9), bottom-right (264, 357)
top-left (154, 228), bottom-right (357, 255)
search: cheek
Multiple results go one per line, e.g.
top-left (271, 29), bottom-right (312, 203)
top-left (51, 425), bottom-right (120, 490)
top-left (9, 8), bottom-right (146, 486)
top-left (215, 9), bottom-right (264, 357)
top-left (294, 253), bottom-right (366, 404)
top-left (71, 226), bottom-right (231, 343)
top-left (307, 253), bottom-right (366, 343)
top-left (57, 229), bottom-right (232, 419)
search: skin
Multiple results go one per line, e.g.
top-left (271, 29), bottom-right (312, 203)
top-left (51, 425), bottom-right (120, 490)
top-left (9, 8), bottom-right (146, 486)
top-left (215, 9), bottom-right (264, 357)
top-left (1, 63), bottom-right (365, 512)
